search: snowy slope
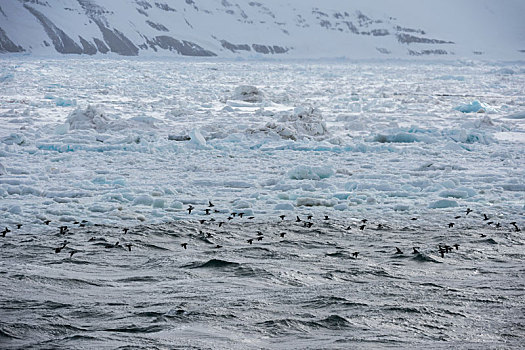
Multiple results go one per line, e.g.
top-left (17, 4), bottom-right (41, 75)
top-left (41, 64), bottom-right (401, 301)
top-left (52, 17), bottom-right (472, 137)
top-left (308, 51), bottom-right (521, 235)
top-left (0, 0), bottom-right (524, 59)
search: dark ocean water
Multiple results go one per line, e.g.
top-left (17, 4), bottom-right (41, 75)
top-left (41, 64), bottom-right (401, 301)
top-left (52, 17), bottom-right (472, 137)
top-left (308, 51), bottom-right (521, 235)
top-left (1, 215), bottom-right (524, 349)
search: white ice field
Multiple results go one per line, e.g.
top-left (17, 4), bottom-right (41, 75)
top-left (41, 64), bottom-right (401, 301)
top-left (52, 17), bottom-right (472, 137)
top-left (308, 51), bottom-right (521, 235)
top-left (0, 58), bottom-right (524, 229)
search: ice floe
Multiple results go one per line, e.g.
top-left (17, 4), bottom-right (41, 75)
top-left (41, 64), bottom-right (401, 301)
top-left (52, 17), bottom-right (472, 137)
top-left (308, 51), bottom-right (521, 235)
top-left (0, 58), bottom-right (523, 228)
top-left (232, 85), bottom-right (264, 103)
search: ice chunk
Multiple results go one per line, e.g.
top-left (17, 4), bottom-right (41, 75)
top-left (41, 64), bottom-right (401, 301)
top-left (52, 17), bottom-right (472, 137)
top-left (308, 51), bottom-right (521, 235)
top-left (334, 204), bottom-right (348, 211)
top-left (2, 133), bottom-right (27, 146)
top-left (232, 85), bottom-right (264, 103)
top-left (233, 200), bottom-right (252, 209)
top-left (296, 197), bottom-right (337, 207)
top-left (133, 195), bottom-right (154, 206)
top-left (249, 107), bottom-right (330, 141)
top-left (152, 198), bottom-right (165, 208)
top-left (54, 97), bottom-right (77, 107)
top-left (393, 204), bottom-right (410, 211)
top-left (501, 184), bottom-right (525, 192)
top-left (8, 205), bottom-right (21, 214)
top-left (89, 204), bottom-right (113, 213)
top-left (274, 203), bottom-right (294, 211)
top-left (170, 201), bottom-right (183, 209)
top-left (224, 180), bottom-right (253, 188)
top-left (454, 100), bottom-right (490, 113)
top-left (439, 190), bottom-right (469, 199)
top-left (66, 105), bottom-right (111, 131)
top-left (428, 199), bottom-right (459, 209)
top-left (288, 165), bottom-right (334, 180)
top-left (187, 129), bottom-right (207, 149)
top-left (504, 111), bottom-right (525, 119)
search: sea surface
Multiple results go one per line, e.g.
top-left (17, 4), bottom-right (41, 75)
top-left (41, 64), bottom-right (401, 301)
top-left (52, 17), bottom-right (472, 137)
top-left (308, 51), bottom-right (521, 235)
top-left (1, 215), bottom-right (524, 349)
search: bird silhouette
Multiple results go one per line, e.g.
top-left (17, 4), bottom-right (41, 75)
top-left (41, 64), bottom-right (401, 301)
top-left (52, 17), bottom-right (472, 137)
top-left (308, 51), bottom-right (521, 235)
top-left (208, 201), bottom-right (214, 207)
top-left (466, 208), bottom-right (473, 215)
top-left (247, 238), bottom-right (253, 244)
top-left (510, 222), bottom-right (520, 232)
top-left (395, 247), bottom-right (403, 254)
top-left (125, 243), bottom-right (132, 251)
top-left (187, 205), bottom-right (194, 214)
top-left (1, 227), bottom-right (10, 237)
top-left (352, 252), bottom-right (359, 259)
top-left (448, 223), bottom-right (455, 228)
top-left (181, 243), bottom-right (188, 249)
top-left (54, 241), bottom-right (68, 253)
top-left (279, 215), bottom-right (286, 221)
top-left (359, 225), bottom-right (366, 230)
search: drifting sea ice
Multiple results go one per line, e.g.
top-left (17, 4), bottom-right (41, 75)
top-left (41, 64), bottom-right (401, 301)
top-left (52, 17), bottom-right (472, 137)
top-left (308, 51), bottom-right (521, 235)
top-left (0, 58), bottom-right (523, 229)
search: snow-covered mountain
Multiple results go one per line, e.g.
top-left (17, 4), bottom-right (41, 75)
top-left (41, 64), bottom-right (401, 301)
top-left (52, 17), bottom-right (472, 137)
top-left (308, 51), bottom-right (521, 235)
top-left (1, 0), bottom-right (524, 60)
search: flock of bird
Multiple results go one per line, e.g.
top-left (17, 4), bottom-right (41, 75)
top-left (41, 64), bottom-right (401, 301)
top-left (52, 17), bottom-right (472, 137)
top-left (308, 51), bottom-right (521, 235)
top-left (1, 202), bottom-right (522, 261)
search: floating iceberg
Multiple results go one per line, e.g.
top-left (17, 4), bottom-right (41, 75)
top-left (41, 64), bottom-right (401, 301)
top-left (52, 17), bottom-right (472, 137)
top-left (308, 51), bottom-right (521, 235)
top-left (428, 199), bottom-right (459, 209)
top-left (66, 105), bottom-right (111, 131)
top-left (288, 165), bottom-right (334, 180)
top-left (454, 100), bottom-right (490, 113)
top-left (250, 107), bottom-right (330, 141)
top-left (232, 85), bottom-right (264, 103)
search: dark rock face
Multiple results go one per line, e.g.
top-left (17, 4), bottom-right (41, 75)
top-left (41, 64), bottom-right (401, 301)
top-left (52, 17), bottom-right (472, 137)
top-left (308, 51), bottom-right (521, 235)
top-left (220, 39), bottom-right (251, 52)
top-left (94, 19), bottom-right (139, 56)
top-left (252, 44), bottom-right (288, 54)
top-left (408, 49), bottom-right (448, 56)
top-left (148, 35), bottom-right (216, 56)
top-left (93, 38), bottom-right (109, 53)
top-left (79, 36), bottom-right (97, 55)
top-left (146, 20), bottom-right (169, 32)
top-left (24, 4), bottom-right (83, 54)
top-left (0, 27), bottom-right (25, 53)
top-left (396, 33), bottom-right (453, 45)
